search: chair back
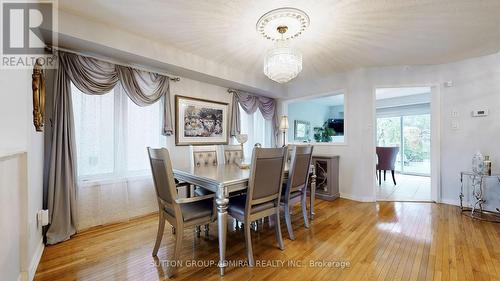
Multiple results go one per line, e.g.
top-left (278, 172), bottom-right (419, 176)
top-left (223, 144), bottom-right (244, 164)
top-left (284, 145), bottom-right (314, 199)
top-left (147, 147), bottom-right (179, 216)
top-left (189, 145), bottom-right (219, 167)
top-left (286, 144), bottom-right (295, 162)
top-left (246, 147), bottom-right (287, 208)
top-left (376, 146), bottom-right (400, 170)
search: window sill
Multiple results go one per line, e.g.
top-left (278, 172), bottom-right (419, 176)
top-left (78, 173), bottom-right (152, 186)
top-left (288, 142), bottom-right (348, 147)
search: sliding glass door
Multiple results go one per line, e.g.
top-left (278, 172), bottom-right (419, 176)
top-left (377, 114), bottom-right (430, 176)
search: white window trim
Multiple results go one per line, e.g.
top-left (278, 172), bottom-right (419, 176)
top-left (281, 89), bottom-right (348, 146)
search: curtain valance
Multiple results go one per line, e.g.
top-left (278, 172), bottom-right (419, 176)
top-left (228, 89), bottom-right (279, 145)
top-left (59, 52), bottom-right (173, 135)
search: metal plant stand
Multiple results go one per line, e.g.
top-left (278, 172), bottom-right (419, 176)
top-left (459, 171), bottom-right (500, 223)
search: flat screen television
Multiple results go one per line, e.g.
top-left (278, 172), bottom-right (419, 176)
top-left (327, 119), bottom-right (344, 135)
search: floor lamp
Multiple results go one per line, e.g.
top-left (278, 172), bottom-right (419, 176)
top-left (279, 115), bottom-right (289, 147)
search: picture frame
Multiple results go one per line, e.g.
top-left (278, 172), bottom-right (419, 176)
top-left (175, 95), bottom-right (229, 146)
top-left (294, 120), bottom-right (310, 141)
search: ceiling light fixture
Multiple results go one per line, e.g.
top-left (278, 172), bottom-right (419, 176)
top-left (256, 8), bottom-right (310, 83)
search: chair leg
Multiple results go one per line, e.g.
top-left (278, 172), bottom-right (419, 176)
top-left (204, 224), bottom-right (209, 236)
top-left (392, 170), bottom-right (397, 185)
top-left (244, 221), bottom-right (255, 267)
top-left (195, 225), bottom-right (201, 238)
top-left (274, 212), bottom-right (285, 250)
top-left (152, 212), bottom-right (165, 257)
top-left (284, 203), bottom-right (295, 240)
top-left (167, 224), bottom-right (183, 278)
top-left (301, 191), bottom-right (310, 229)
top-left (378, 170), bottom-right (382, 186)
top-left (384, 170), bottom-right (386, 181)
top-left (171, 226), bottom-right (175, 235)
top-left (251, 221), bottom-right (255, 231)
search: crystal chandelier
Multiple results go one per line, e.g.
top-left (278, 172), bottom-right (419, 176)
top-left (264, 26), bottom-right (303, 83)
top-left (256, 8), bottom-right (310, 84)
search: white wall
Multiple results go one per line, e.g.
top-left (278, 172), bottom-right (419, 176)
top-left (0, 69), bottom-right (45, 281)
top-left (285, 52), bottom-right (500, 206)
top-left (0, 70), bottom-right (29, 153)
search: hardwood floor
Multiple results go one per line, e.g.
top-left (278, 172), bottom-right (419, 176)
top-left (377, 174), bottom-right (431, 202)
top-left (35, 199), bottom-right (500, 281)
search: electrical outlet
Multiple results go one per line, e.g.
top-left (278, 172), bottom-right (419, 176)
top-left (37, 209), bottom-right (49, 227)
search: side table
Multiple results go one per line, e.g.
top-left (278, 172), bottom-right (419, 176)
top-left (459, 171), bottom-right (500, 223)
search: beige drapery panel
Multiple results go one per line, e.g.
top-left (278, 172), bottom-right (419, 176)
top-left (46, 51), bottom-right (175, 244)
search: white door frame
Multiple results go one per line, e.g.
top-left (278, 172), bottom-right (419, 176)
top-left (372, 84), bottom-right (441, 202)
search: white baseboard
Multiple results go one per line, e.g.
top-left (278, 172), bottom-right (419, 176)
top-left (440, 198), bottom-right (460, 206)
top-left (28, 238), bottom-right (44, 281)
top-left (340, 192), bottom-right (375, 202)
top-left (17, 273), bottom-right (27, 281)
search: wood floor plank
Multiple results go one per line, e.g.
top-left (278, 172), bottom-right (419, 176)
top-left (35, 199), bottom-right (500, 281)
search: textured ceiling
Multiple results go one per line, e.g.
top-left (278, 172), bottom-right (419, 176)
top-left (59, 0), bottom-right (500, 82)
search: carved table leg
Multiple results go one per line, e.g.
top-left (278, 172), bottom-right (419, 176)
top-left (216, 185), bottom-right (229, 276)
top-left (310, 173), bottom-right (316, 220)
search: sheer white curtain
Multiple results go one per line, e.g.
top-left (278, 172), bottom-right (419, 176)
top-left (238, 105), bottom-right (272, 159)
top-left (72, 83), bottom-right (162, 230)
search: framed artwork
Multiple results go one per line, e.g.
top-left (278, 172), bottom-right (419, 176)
top-left (175, 95), bottom-right (229, 146)
top-left (294, 120), bottom-right (310, 141)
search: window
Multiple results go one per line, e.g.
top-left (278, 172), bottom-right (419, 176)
top-left (72, 83), bottom-right (164, 179)
top-left (239, 105), bottom-right (272, 158)
top-left (125, 98), bottom-right (163, 172)
top-left (72, 84), bottom-right (115, 177)
top-left (286, 93), bottom-right (345, 143)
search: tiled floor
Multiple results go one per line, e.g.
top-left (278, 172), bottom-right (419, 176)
top-left (376, 173), bottom-right (431, 201)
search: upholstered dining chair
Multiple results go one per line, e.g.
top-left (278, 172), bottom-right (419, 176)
top-left (189, 145), bottom-right (219, 167)
top-left (228, 147), bottom-right (288, 266)
top-left (376, 146), bottom-right (400, 186)
top-left (222, 144), bottom-right (244, 164)
top-left (282, 145), bottom-right (313, 240)
top-left (147, 147), bottom-right (216, 277)
top-left (189, 145), bottom-right (218, 197)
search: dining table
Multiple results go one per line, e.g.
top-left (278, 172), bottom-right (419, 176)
top-left (172, 162), bottom-right (316, 276)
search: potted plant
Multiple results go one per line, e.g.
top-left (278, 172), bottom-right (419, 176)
top-left (313, 122), bottom-right (336, 142)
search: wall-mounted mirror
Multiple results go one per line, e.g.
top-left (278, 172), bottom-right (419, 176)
top-left (286, 93), bottom-right (345, 144)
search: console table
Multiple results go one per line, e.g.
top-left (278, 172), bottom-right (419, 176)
top-left (309, 154), bottom-right (340, 201)
top-left (459, 171), bottom-right (500, 223)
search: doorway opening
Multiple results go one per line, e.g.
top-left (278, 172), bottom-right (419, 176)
top-left (375, 87), bottom-right (432, 202)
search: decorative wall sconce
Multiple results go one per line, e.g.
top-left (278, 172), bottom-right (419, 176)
top-left (32, 58), bottom-right (45, 132)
